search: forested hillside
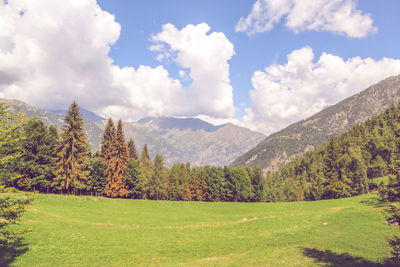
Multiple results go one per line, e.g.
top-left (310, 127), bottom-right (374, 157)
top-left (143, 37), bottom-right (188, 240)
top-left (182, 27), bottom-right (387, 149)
top-left (231, 74), bottom-right (400, 171)
top-left (263, 104), bottom-right (400, 202)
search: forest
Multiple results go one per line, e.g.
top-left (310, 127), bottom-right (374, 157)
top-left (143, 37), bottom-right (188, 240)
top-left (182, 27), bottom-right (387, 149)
top-left (1, 101), bottom-right (400, 203)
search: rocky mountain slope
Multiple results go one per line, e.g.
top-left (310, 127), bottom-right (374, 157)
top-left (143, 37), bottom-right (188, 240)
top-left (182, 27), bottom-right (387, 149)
top-left (230, 74), bottom-right (400, 171)
top-left (122, 117), bottom-right (265, 166)
top-left (0, 99), bottom-right (264, 166)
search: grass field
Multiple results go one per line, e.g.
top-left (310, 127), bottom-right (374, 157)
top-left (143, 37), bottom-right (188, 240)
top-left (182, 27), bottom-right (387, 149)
top-left (1, 193), bottom-right (398, 266)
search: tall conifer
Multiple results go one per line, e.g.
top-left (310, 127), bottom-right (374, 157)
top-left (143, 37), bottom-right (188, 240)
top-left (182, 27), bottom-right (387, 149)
top-left (104, 120), bottom-right (129, 198)
top-left (139, 144), bottom-right (153, 199)
top-left (101, 118), bottom-right (116, 165)
top-left (127, 138), bottom-right (139, 161)
top-left (52, 101), bottom-right (88, 194)
top-left (149, 153), bottom-right (168, 200)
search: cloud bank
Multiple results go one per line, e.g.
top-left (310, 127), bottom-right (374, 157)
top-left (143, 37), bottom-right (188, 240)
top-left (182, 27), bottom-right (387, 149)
top-left (0, 0), bottom-right (235, 121)
top-left (236, 0), bottom-right (377, 38)
top-left (244, 46), bottom-right (400, 134)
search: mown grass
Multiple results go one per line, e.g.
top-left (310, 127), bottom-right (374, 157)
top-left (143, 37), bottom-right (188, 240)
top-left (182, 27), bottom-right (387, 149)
top-left (1, 193), bottom-right (398, 266)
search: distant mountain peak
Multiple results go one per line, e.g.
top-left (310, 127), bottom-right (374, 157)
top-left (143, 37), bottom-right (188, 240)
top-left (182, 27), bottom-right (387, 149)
top-left (48, 107), bottom-right (105, 123)
top-left (136, 116), bottom-right (225, 133)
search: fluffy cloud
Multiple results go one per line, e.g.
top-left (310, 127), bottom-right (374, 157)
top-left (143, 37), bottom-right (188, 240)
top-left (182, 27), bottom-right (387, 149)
top-left (236, 0), bottom-right (377, 38)
top-left (150, 23), bottom-right (235, 118)
top-left (244, 46), bottom-right (400, 134)
top-left (0, 0), bottom-right (235, 122)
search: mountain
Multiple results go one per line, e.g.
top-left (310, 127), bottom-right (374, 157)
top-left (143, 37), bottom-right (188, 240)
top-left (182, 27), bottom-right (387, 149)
top-left (48, 107), bottom-right (105, 123)
top-left (230, 74), bottom-right (400, 171)
top-left (124, 117), bottom-right (265, 166)
top-left (0, 99), bottom-right (265, 166)
top-left (0, 98), bottom-right (103, 151)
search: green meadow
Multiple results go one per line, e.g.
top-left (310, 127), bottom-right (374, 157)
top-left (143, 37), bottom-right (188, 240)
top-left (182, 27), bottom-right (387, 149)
top-left (1, 193), bottom-right (398, 266)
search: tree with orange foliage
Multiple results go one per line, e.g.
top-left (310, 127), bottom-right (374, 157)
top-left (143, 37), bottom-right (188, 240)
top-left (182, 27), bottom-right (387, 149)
top-left (190, 171), bottom-right (208, 201)
top-left (104, 119), bottom-right (129, 198)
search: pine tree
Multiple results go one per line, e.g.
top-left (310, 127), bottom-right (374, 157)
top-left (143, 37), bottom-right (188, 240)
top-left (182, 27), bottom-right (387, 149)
top-left (84, 153), bottom-right (107, 196)
top-left (148, 153), bottom-right (168, 200)
top-left (104, 120), bottom-right (129, 198)
top-left (126, 157), bottom-right (142, 198)
top-left (17, 119), bottom-right (54, 192)
top-left (101, 118), bottom-right (116, 165)
top-left (127, 138), bottom-right (139, 161)
top-left (52, 101), bottom-right (88, 194)
top-left (139, 144), bottom-right (153, 199)
top-left (385, 205), bottom-right (400, 264)
top-left (190, 171), bottom-right (208, 201)
top-left (179, 163), bottom-right (191, 201)
top-left (168, 163), bottom-right (181, 200)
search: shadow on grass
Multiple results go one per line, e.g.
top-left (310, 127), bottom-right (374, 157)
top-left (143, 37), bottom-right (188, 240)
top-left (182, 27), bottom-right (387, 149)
top-left (0, 240), bottom-right (29, 266)
top-left (360, 198), bottom-right (388, 208)
top-left (301, 248), bottom-right (396, 267)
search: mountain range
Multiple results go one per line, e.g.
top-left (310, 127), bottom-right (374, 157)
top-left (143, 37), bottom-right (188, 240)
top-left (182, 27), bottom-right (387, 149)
top-left (0, 98), bottom-right (265, 167)
top-left (230, 74), bottom-right (400, 171)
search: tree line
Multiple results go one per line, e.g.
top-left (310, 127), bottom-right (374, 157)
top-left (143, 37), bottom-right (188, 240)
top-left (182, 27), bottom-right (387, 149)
top-left (3, 100), bottom-right (400, 203)
top-left (0, 101), bottom-right (264, 202)
top-left (264, 105), bottom-right (400, 202)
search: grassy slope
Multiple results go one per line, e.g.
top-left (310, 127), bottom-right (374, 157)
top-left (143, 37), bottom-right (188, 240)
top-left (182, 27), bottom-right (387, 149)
top-left (3, 194), bottom-right (398, 266)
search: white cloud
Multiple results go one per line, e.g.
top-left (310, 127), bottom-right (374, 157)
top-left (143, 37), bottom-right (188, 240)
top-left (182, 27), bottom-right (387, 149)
top-left (244, 46), bottom-right (400, 134)
top-left (236, 0), bottom-right (377, 38)
top-left (151, 23), bottom-right (235, 118)
top-left (0, 0), bottom-right (236, 122)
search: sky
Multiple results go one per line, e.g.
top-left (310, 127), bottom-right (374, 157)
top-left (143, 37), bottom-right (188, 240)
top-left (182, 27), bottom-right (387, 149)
top-left (1, 0), bottom-right (400, 135)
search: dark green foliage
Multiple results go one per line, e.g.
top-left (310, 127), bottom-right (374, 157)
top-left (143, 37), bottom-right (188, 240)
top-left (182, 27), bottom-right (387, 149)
top-left (0, 103), bottom-right (25, 188)
top-left (203, 166), bottom-right (229, 202)
top-left (100, 118), bottom-right (116, 165)
top-left (139, 144), bottom-right (153, 199)
top-left (53, 102), bottom-right (88, 194)
top-left (385, 205), bottom-right (400, 264)
top-left (127, 138), bottom-right (139, 161)
top-left (84, 153), bottom-right (107, 196)
top-left (225, 166), bottom-right (252, 202)
top-left (0, 193), bottom-right (34, 245)
top-left (148, 153), bottom-right (168, 200)
top-left (248, 166), bottom-right (265, 201)
top-left (232, 75), bottom-right (400, 170)
top-left (17, 119), bottom-right (55, 192)
top-left (265, 105), bottom-right (400, 202)
top-left (125, 158), bottom-right (142, 198)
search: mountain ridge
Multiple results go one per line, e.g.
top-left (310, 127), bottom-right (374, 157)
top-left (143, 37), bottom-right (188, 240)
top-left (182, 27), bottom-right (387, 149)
top-left (230, 74), bottom-right (400, 171)
top-left (0, 98), bottom-right (265, 167)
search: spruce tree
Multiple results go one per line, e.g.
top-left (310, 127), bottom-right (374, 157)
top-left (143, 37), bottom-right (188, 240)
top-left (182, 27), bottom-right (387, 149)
top-left (101, 118), bottom-right (116, 165)
top-left (104, 120), bottom-right (129, 198)
top-left (180, 163), bottom-right (191, 201)
top-left (127, 138), bottom-right (139, 161)
top-left (17, 119), bottom-right (54, 192)
top-left (52, 101), bottom-right (88, 194)
top-left (139, 144), bottom-right (153, 199)
top-left (84, 153), bottom-right (107, 196)
top-left (148, 153), bottom-right (168, 200)
top-left (126, 157), bottom-right (142, 198)
top-left (190, 171), bottom-right (208, 201)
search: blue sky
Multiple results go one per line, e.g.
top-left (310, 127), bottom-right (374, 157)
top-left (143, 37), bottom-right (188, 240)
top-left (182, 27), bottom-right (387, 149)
top-left (1, 0), bottom-right (400, 134)
top-left (98, 0), bottom-right (400, 116)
